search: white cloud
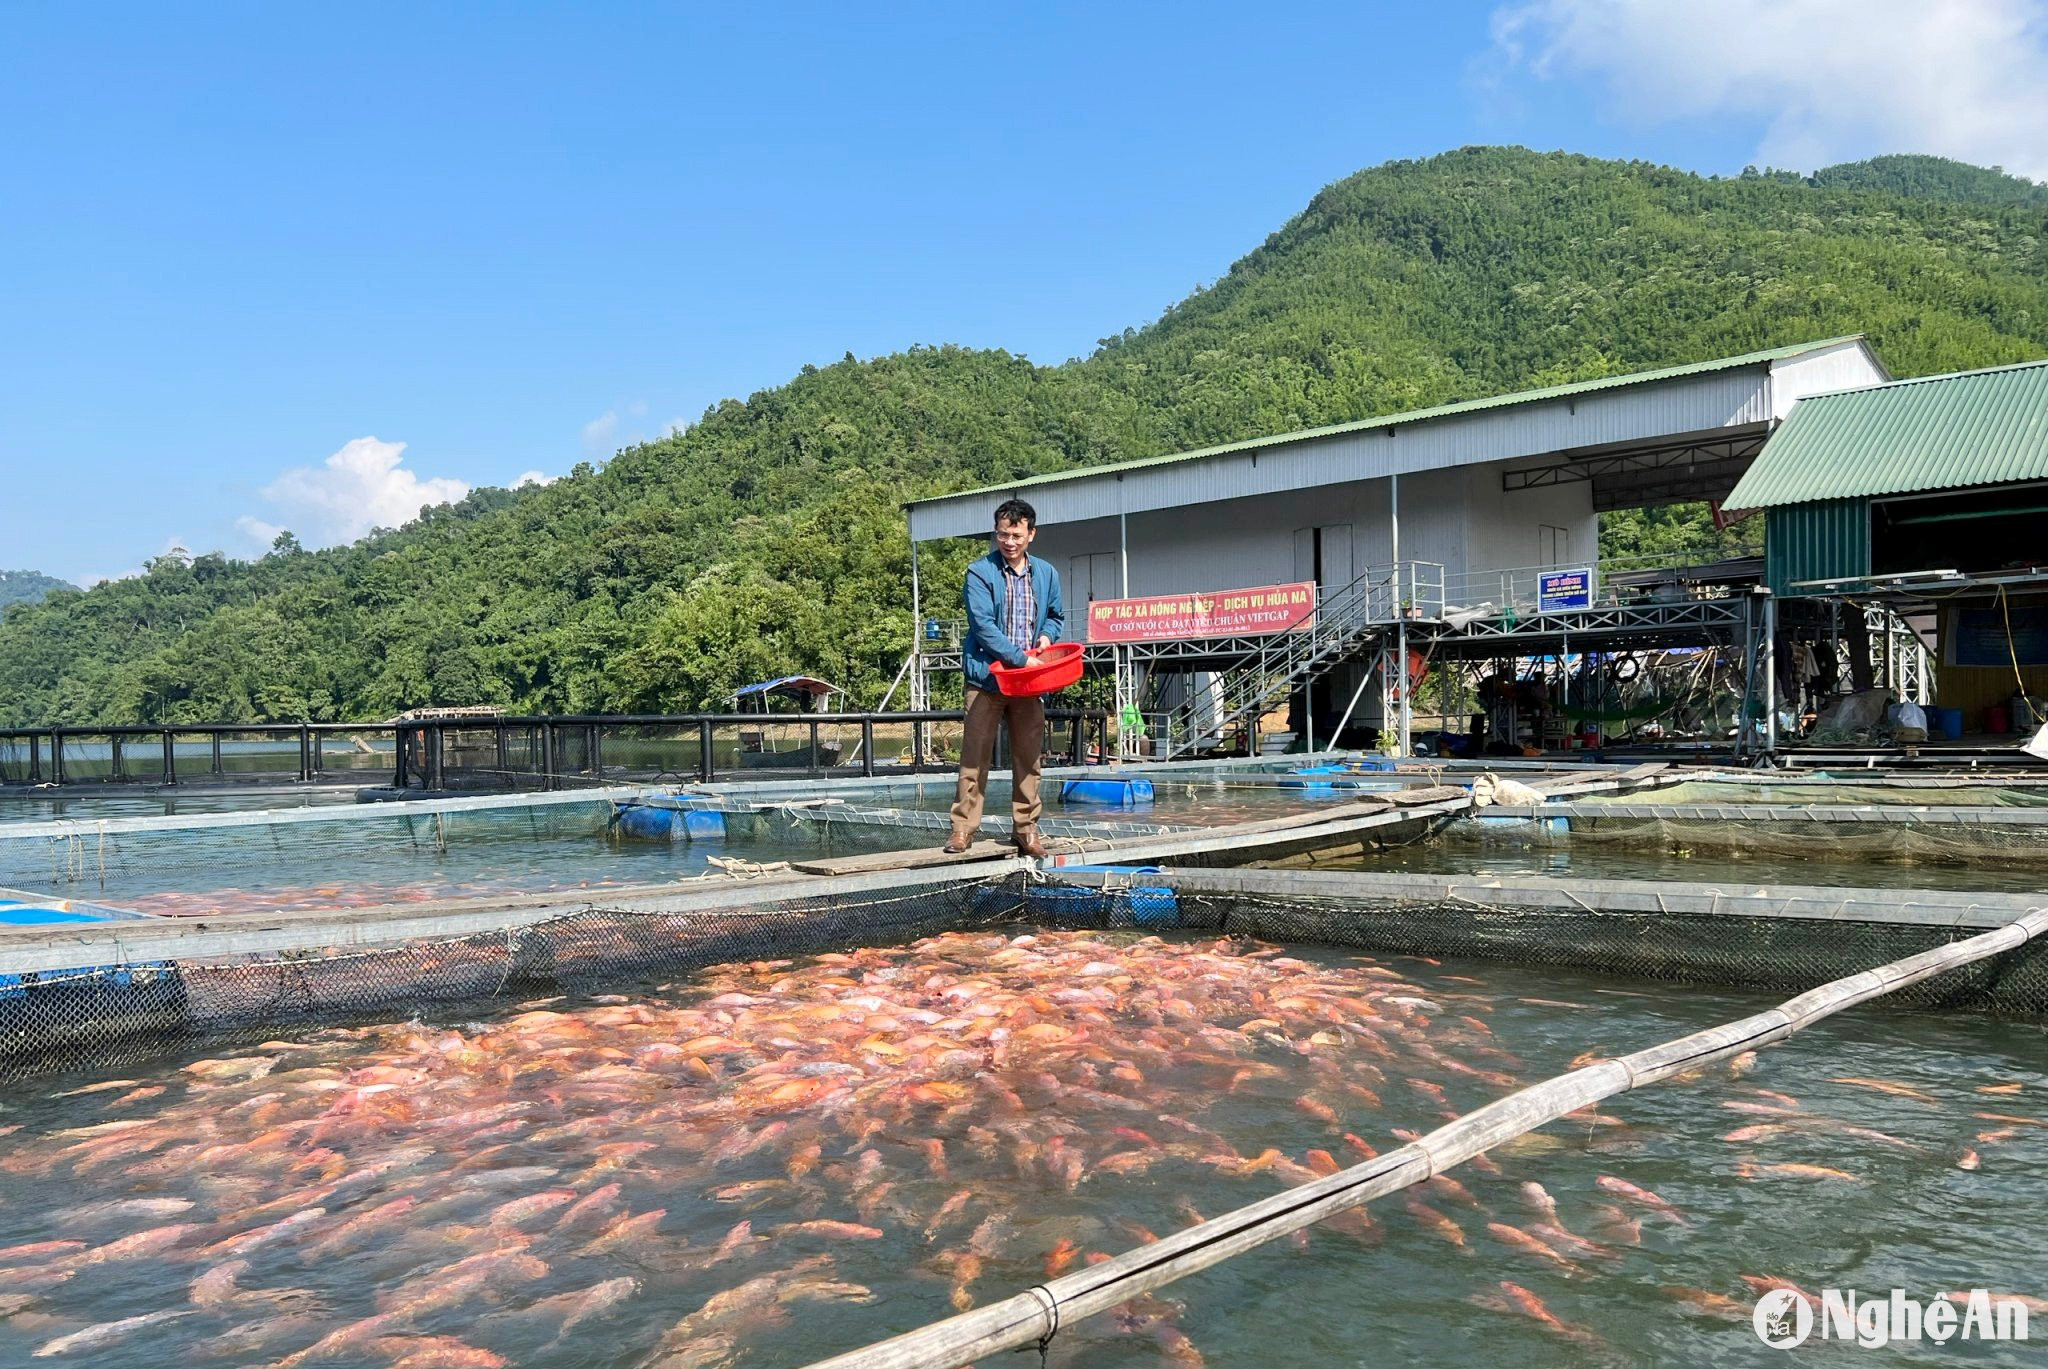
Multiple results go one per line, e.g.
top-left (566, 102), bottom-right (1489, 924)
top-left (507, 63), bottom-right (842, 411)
top-left (512, 470), bottom-right (556, 488)
top-left (583, 400), bottom-right (652, 454)
top-left (236, 516), bottom-right (285, 545)
top-left (1488, 0), bottom-right (2048, 180)
top-left (582, 411), bottom-right (619, 452)
top-left (242, 437), bottom-right (469, 549)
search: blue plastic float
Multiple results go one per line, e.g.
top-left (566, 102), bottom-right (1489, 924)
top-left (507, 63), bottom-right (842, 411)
top-left (612, 801), bottom-right (728, 842)
top-left (1028, 865), bottom-right (1181, 928)
top-left (1058, 777), bottom-right (1155, 808)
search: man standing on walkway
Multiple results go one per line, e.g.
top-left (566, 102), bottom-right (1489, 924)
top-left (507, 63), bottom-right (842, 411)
top-left (947, 498), bottom-right (1064, 857)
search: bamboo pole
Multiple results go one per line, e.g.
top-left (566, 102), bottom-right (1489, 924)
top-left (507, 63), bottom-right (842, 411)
top-left (800, 906), bottom-right (2048, 1369)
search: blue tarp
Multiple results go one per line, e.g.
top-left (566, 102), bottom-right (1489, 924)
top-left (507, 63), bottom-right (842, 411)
top-left (732, 676), bottom-right (841, 700)
top-left (0, 901), bottom-right (116, 926)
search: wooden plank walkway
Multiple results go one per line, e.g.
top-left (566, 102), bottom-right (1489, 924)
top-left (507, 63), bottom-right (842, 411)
top-left (1385, 785), bottom-right (1470, 807)
top-left (790, 839), bottom-right (1080, 877)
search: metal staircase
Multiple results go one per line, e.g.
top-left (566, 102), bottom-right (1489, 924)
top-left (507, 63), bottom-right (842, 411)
top-left (1155, 562), bottom-right (1443, 759)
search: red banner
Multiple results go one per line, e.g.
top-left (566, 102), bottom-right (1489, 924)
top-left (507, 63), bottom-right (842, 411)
top-left (1086, 581), bottom-right (1317, 644)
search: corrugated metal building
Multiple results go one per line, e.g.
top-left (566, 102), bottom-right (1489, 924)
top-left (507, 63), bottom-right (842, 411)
top-left (910, 337), bottom-right (1886, 611)
top-left (1724, 358), bottom-right (2048, 725)
top-left (1729, 358), bottom-right (2048, 593)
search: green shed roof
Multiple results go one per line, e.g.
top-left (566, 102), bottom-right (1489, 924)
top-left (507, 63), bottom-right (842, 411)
top-left (1725, 357), bottom-right (2048, 510)
top-left (908, 336), bottom-right (1870, 508)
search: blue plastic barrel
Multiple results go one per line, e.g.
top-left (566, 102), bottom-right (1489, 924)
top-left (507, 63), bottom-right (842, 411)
top-left (1059, 778), bottom-right (1156, 807)
top-left (1930, 707), bottom-right (1964, 740)
top-left (1280, 764), bottom-right (1346, 792)
top-left (615, 802), bottom-right (730, 842)
top-left (613, 802), bottom-right (681, 841)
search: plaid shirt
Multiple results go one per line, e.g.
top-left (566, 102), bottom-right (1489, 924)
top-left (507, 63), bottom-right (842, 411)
top-left (1000, 556), bottom-right (1036, 654)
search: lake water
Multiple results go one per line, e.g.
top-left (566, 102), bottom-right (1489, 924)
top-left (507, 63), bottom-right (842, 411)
top-left (1334, 829), bottom-right (2048, 896)
top-left (0, 928), bottom-right (2039, 1367)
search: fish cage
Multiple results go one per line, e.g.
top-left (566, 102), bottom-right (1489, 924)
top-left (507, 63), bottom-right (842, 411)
top-left (1, 834), bottom-right (2046, 1369)
top-left (0, 787), bottom-right (674, 899)
top-left (1452, 799), bottom-right (2048, 866)
top-left (5, 859), bottom-right (2046, 1088)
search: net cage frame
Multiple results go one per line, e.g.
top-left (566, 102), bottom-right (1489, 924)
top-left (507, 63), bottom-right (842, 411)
top-left (0, 783), bottom-right (1205, 913)
top-left (1457, 800), bottom-right (2048, 866)
top-left (0, 785), bottom-right (690, 897)
top-left (4, 857), bottom-right (2047, 1084)
top-left (4, 857), bottom-right (2046, 1366)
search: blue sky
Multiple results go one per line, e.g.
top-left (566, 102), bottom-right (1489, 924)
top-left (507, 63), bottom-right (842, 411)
top-left (5, 1), bottom-right (2045, 585)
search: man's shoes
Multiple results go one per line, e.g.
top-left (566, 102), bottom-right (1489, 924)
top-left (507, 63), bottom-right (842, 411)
top-left (1014, 828), bottom-right (1047, 860)
top-left (942, 830), bottom-right (973, 855)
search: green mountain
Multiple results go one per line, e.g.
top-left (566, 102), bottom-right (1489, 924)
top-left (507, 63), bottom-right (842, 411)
top-left (1806, 154), bottom-right (2048, 208)
top-left (4, 146), bottom-right (2046, 726)
top-left (0, 570), bottom-right (76, 613)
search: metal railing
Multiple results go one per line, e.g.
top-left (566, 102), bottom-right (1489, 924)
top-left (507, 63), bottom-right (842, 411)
top-left (1441, 550), bottom-right (1764, 618)
top-left (0, 722), bottom-right (398, 787)
top-left (1155, 561), bottom-right (1443, 759)
top-left (392, 709), bottom-right (1112, 790)
top-left (0, 709), bottom-right (1113, 791)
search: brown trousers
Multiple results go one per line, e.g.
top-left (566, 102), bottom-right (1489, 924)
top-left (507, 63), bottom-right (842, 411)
top-left (950, 687), bottom-right (1044, 835)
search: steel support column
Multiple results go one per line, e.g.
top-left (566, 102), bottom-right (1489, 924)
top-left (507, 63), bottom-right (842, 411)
top-left (1761, 590), bottom-right (1778, 756)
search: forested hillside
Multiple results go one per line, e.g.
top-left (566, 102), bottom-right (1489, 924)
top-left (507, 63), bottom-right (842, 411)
top-left (0, 570), bottom-right (74, 613)
top-left (5, 146), bottom-right (2046, 724)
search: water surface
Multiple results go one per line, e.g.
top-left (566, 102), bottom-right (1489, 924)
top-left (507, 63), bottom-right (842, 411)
top-left (0, 929), bottom-right (2040, 1367)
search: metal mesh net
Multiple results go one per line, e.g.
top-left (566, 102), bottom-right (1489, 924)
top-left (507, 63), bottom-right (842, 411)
top-left (1024, 881), bottom-right (2048, 1016)
top-left (0, 873), bottom-right (1023, 1083)
top-left (1450, 811), bottom-right (2048, 865)
top-left (0, 796), bottom-right (631, 898)
top-left (1585, 779), bottom-right (2048, 808)
top-left (8, 846), bottom-right (2046, 1090)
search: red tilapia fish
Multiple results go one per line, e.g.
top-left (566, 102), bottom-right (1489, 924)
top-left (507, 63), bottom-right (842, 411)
top-left (0, 927), bottom-right (1989, 1367)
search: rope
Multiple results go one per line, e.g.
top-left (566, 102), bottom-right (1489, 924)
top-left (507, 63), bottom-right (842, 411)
top-left (1023, 1284), bottom-right (1060, 1365)
top-left (698, 856), bottom-right (794, 880)
top-left (1998, 585), bottom-right (2038, 717)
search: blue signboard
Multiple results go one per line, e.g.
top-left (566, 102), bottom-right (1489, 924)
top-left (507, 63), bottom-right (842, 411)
top-left (1537, 568), bottom-right (1594, 613)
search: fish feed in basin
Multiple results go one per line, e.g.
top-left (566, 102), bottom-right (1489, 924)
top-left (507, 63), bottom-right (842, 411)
top-left (990, 641), bottom-right (1084, 696)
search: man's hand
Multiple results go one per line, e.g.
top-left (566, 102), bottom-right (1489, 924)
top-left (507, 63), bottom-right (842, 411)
top-left (1035, 635), bottom-right (1052, 650)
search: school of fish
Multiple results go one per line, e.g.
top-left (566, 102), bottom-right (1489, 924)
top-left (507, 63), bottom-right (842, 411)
top-left (0, 926), bottom-right (2036, 1367)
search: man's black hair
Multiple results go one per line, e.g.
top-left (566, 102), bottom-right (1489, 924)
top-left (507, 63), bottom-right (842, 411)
top-left (993, 497), bottom-right (1037, 529)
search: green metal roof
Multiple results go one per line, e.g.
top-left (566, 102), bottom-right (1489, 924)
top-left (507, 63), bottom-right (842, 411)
top-left (907, 336), bottom-right (1872, 508)
top-left (1726, 357), bottom-right (2048, 509)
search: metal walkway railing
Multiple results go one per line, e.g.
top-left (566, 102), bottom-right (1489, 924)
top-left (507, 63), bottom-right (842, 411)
top-left (1159, 561), bottom-right (1443, 758)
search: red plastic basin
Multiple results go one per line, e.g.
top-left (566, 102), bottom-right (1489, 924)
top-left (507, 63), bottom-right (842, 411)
top-left (991, 641), bottom-right (1084, 696)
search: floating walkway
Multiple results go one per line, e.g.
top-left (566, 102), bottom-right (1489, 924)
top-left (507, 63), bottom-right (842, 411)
top-left (1482, 800), bottom-right (2048, 825)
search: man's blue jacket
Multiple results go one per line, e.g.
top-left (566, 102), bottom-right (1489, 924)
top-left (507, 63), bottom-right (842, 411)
top-left (962, 551), bottom-right (1064, 693)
